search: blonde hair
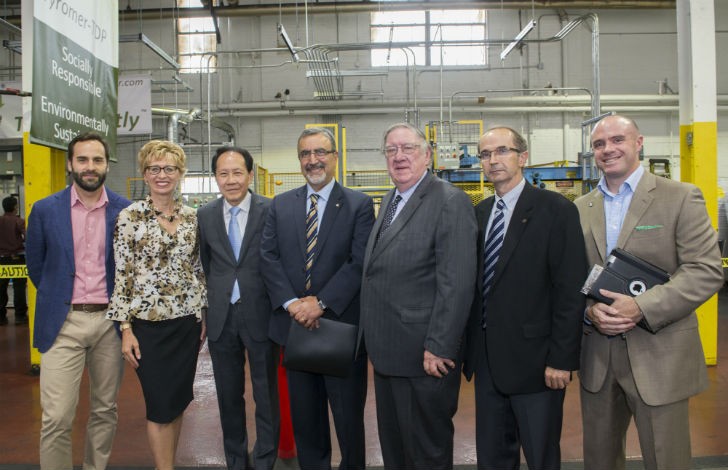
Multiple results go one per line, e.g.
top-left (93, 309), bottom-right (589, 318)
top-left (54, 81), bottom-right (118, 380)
top-left (137, 140), bottom-right (187, 176)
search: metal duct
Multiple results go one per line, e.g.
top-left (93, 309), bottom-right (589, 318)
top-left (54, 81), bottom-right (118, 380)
top-left (152, 107), bottom-right (202, 143)
top-left (151, 108), bottom-right (235, 144)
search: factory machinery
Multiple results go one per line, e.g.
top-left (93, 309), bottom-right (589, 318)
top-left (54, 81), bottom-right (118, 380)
top-left (427, 120), bottom-right (586, 206)
top-left (125, 120), bottom-right (588, 210)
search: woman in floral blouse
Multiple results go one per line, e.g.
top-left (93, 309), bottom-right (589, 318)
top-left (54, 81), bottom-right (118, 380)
top-left (107, 140), bottom-right (206, 470)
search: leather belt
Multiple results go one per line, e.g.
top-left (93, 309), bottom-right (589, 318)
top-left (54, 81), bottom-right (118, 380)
top-left (72, 303), bottom-right (109, 313)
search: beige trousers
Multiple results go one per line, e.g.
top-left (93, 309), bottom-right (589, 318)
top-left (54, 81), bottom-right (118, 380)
top-left (581, 335), bottom-right (692, 470)
top-left (39, 309), bottom-right (124, 470)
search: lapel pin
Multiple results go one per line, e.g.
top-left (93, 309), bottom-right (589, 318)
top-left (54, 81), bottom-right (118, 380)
top-left (588, 202), bottom-right (593, 207)
top-left (336, 203), bottom-right (341, 208)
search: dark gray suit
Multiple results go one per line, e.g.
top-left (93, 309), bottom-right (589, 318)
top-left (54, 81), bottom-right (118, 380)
top-left (261, 181), bottom-right (374, 470)
top-left (198, 192), bottom-right (279, 470)
top-left (360, 172), bottom-right (477, 469)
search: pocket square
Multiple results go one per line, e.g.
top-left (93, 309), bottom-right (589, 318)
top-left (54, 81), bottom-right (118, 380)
top-left (635, 224), bottom-right (663, 231)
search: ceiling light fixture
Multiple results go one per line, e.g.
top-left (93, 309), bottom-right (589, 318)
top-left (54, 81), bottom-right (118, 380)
top-left (500, 19), bottom-right (536, 60)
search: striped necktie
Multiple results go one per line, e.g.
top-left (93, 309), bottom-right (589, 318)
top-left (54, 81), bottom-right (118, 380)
top-left (305, 194), bottom-right (320, 292)
top-left (482, 199), bottom-right (506, 326)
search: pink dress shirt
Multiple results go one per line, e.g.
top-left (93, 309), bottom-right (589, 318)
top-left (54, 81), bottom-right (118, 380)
top-left (70, 185), bottom-right (109, 304)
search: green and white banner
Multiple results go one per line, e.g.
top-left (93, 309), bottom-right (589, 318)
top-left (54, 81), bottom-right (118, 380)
top-left (30, 0), bottom-right (118, 152)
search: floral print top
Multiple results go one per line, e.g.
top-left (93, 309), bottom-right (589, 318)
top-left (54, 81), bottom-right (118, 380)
top-left (106, 196), bottom-right (206, 322)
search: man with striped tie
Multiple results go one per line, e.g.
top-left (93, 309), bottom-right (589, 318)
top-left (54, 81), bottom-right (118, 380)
top-left (261, 127), bottom-right (374, 470)
top-left (463, 126), bottom-right (587, 470)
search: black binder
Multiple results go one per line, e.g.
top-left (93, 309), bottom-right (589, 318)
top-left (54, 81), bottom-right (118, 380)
top-left (581, 248), bottom-right (670, 333)
top-left (283, 318), bottom-right (358, 377)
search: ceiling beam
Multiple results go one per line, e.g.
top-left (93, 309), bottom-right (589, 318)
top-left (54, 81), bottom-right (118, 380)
top-left (0, 2), bottom-right (677, 27)
top-left (118, 2), bottom-right (675, 21)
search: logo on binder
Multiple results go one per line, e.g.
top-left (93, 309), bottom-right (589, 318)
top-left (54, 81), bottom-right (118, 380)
top-left (628, 279), bottom-right (647, 296)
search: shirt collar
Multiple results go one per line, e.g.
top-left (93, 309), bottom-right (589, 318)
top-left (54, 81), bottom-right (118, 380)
top-left (224, 191), bottom-right (252, 214)
top-left (307, 178), bottom-right (336, 202)
top-left (597, 165), bottom-right (644, 197)
top-left (70, 184), bottom-right (108, 210)
top-left (396, 170), bottom-right (429, 201)
top-left (495, 177), bottom-right (526, 210)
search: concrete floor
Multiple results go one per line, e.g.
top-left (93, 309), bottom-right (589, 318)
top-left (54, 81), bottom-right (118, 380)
top-left (1, 288), bottom-right (728, 469)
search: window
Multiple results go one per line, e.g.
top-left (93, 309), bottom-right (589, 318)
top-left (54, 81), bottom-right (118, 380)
top-left (370, 9), bottom-right (487, 67)
top-left (181, 175), bottom-right (219, 195)
top-left (177, 0), bottom-right (217, 73)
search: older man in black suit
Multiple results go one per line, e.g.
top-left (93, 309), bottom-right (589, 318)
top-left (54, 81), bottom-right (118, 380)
top-left (463, 127), bottom-right (587, 470)
top-left (198, 146), bottom-right (279, 470)
top-left (360, 122), bottom-right (477, 470)
top-left (261, 127), bottom-right (374, 470)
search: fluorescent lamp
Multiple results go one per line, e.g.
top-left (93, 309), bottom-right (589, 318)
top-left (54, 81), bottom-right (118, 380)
top-left (500, 19), bottom-right (536, 60)
top-left (278, 24), bottom-right (300, 63)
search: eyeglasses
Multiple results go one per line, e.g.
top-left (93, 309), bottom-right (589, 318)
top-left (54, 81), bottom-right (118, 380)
top-left (145, 165), bottom-right (179, 175)
top-left (479, 146), bottom-right (521, 160)
top-left (383, 143), bottom-right (421, 158)
top-left (298, 148), bottom-right (335, 160)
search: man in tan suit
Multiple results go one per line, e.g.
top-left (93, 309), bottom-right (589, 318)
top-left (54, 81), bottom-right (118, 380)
top-left (575, 114), bottom-right (723, 470)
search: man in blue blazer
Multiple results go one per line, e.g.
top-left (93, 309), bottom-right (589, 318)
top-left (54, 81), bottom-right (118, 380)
top-left (261, 127), bottom-right (374, 470)
top-left (26, 132), bottom-right (131, 470)
top-left (198, 147), bottom-right (279, 470)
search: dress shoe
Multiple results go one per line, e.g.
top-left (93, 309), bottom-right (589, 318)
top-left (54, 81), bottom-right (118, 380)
top-left (14, 315), bottom-right (28, 325)
top-left (0, 317), bottom-right (7, 325)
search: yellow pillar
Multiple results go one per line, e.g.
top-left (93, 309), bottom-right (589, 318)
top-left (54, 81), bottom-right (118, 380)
top-left (677, 0), bottom-right (718, 365)
top-left (23, 132), bottom-right (67, 370)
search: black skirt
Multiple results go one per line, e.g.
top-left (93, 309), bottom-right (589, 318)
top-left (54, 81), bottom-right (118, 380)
top-left (133, 315), bottom-right (201, 424)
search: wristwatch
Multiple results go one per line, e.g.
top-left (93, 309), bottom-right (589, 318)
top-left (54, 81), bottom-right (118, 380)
top-left (120, 321), bottom-right (132, 331)
top-left (317, 299), bottom-right (327, 311)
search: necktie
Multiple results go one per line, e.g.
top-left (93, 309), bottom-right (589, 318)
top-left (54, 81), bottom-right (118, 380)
top-left (482, 199), bottom-right (505, 326)
top-left (377, 194), bottom-right (402, 242)
top-left (305, 194), bottom-right (320, 292)
top-left (229, 206), bottom-right (242, 303)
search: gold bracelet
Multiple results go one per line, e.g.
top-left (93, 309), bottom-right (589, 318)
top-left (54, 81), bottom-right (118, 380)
top-left (120, 321), bottom-right (132, 331)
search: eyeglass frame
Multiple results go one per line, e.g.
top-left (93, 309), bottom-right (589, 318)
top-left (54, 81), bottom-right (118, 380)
top-left (382, 142), bottom-right (424, 159)
top-left (298, 148), bottom-right (336, 160)
top-left (145, 165), bottom-right (180, 175)
top-left (478, 146), bottom-right (522, 160)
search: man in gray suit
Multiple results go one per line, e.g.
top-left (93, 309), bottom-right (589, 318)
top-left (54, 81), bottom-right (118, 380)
top-left (575, 115), bottom-right (723, 470)
top-left (360, 122), bottom-right (477, 469)
top-left (198, 147), bottom-right (279, 470)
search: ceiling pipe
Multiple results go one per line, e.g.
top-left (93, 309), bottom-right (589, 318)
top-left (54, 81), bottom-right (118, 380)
top-left (152, 107), bottom-right (201, 143)
top-left (152, 107), bottom-right (235, 144)
top-left (216, 94), bottom-right (694, 112)
top-left (113, 2), bottom-right (675, 22)
top-left (211, 94), bottom-right (728, 118)
top-left (449, 87), bottom-right (594, 124)
top-left (0, 2), bottom-right (678, 28)
top-left (214, 105), bottom-right (703, 119)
